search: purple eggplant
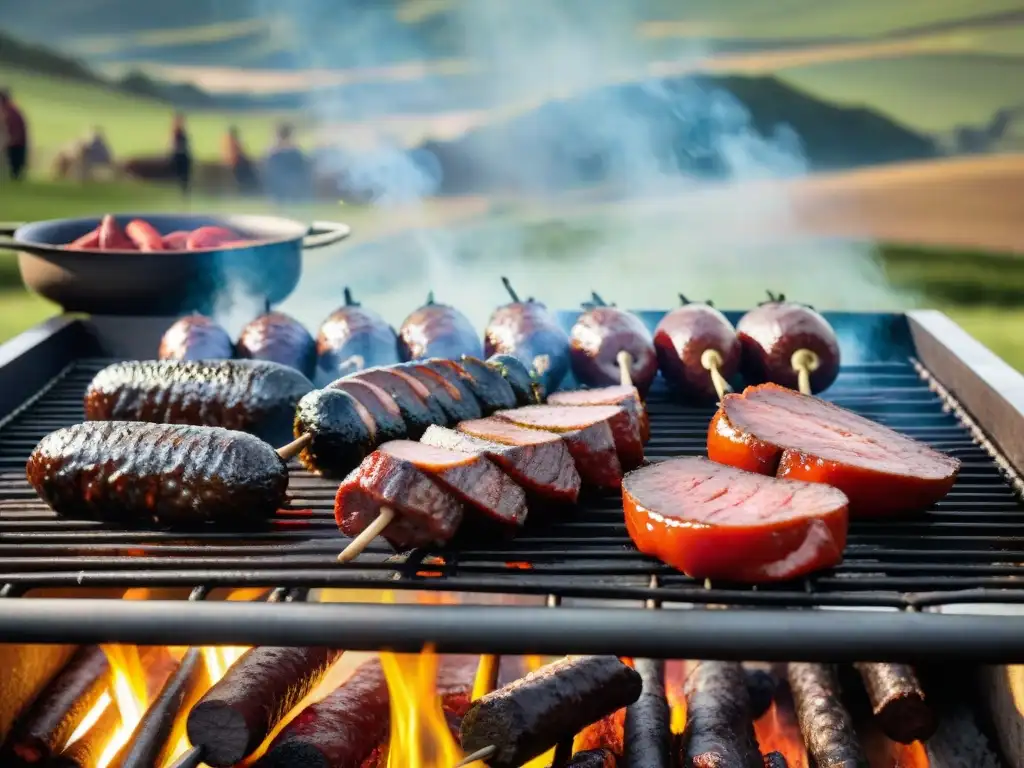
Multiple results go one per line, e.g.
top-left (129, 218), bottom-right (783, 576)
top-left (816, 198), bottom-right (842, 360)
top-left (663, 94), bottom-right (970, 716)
top-left (398, 292), bottom-right (482, 361)
top-left (158, 313), bottom-right (234, 361)
top-left (315, 287), bottom-right (400, 384)
top-left (236, 302), bottom-right (317, 379)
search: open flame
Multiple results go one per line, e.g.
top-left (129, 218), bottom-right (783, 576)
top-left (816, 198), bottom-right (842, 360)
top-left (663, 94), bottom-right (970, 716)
top-left (96, 644), bottom-right (148, 767)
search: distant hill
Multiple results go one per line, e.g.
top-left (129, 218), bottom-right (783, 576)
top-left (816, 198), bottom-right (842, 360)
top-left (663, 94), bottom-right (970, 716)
top-left (401, 72), bottom-right (938, 196)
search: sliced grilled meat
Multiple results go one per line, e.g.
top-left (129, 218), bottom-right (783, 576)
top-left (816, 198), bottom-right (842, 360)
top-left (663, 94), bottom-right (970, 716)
top-left (708, 383), bottom-right (961, 517)
top-left (293, 389), bottom-right (375, 478)
top-left (335, 448), bottom-right (466, 551)
top-left (84, 359), bottom-right (314, 447)
top-left (680, 661), bottom-right (762, 768)
top-left (158, 313), bottom-right (234, 361)
top-left (398, 362), bottom-right (483, 422)
top-left (460, 656), bottom-right (642, 768)
top-left (424, 423), bottom-right (580, 504)
top-left (457, 356), bottom-right (519, 413)
top-left (328, 379), bottom-right (407, 443)
top-left (622, 457), bottom-right (848, 582)
top-left (547, 384), bottom-right (649, 443)
top-left (27, 422), bottom-right (288, 527)
top-left (486, 353), bottom-right (545, 405)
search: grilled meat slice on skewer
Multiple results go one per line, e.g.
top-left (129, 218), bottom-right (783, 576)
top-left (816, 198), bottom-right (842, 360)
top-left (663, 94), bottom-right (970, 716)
top-left (316, 287), bottom-right (401, 383)
top-left (789, 663), bottom-right (868, 768)
top-left (256, 658), bottom-right (388, 768)
top-left (496, 404), bottom-right (640, 482)
top-left (7, 646), bottom-right (111, 764)
top-left (27, 422), bottom-right (288, 527)
top-left (623, 458), bottom-right (848, 581)
top-left (292, 389), bottom-right (375, 478)
top-left (654, 294), bottom-right (740, 402)
top-left (570, 292), bottom-right (658, 396)
top-left (854, 663), bottom-right (936, 744)
top-left (737, 291), bottom-right (840, 394)
top-left (335, 447), bottom-right (466, 552)
top-left (708, 383), bottom-right (961, 517)
top-left (399, 291), bottom-right (483, 361)
top-left (416, 358), bottom-right (487, 413)
top-left (457, 356), bottom-right (519, 413)
top-left (486, 353), bottom-right (545, 405)
top-left (328, 379), bottom-right (407, 443)
top-left (187, 646), bottom-right (343, 767)
top-left (680, 661), bottom-right (763, 768)
top-left (236, 307), bottom-right (317, 380)
top-left (349, 366), bottom-right (447, 437)
top-left (623, 659), bottom-right (671, 768)
top-left (547, 384), bottom-right (649, 443)
top-left (84, 359), bottom-right (314, 448)
top-left (158, 313), bottom-right (234, 361)
top-left (398, 362), bottom-right (484, 422)
top-left (459, 656), bottom-right (642, 768)
top-left (423, 423), bottom-right (581, 505)
top-left (484, 276), bottom-right (571, 393)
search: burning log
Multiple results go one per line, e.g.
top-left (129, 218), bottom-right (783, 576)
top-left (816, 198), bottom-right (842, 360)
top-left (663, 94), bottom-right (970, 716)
top-left (186, 645), bottom-right (344, 767)
top-left (574, 709), bottom-right (624, 756)
top-left (550, 748), bottom-right (616, 768)
top-left (622, 659), bottom-right (671, 768)
top-left (256, 658), bottom-right (390, 768)
top-left (853, 663), bottom-right (936, 744)
top-left (679, 661), bottom-right (762, 768)
top-left (50, 703), bottom-right (121, 768)
top-left (111, 646), bottom-right (209, 768)
top-left (745, 669), bottom-right (778, 720)
top-left (788, 663), bottom-right (867, 768)
top-left (6, 645), bottom-right (111, 764)
top-left (762, 752), bottom-right (788, 768)
top-left (458, 655), bottom-right (642, 768)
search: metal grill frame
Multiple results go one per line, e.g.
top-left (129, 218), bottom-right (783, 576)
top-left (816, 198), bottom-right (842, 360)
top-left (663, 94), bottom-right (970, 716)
top-left (1, 309), bottom-right (1024, 661)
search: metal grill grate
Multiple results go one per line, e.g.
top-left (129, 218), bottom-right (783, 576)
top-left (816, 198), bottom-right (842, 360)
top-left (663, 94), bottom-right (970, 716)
top-left (1, 357), bottom-right (1022, 612)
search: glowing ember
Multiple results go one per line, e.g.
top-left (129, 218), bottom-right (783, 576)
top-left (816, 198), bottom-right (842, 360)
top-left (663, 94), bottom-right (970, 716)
top-left (754, 701), bottom-right (808, 768)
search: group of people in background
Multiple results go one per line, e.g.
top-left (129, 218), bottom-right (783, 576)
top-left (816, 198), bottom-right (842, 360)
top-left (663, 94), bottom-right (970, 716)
top-left (1, 87), bottom-right (314, 203)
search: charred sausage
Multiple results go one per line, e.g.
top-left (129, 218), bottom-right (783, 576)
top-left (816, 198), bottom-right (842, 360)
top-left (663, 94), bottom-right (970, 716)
top-left (484, 277), bottom-right (571, 392)
top-left (459, 656), bottom-right (642, 768)
top-left (789, 663), bottom-right (867, 768)
top-left (399, 292), bottom-right (483, 361)
top-left (570, 292), bottom-right (658, 395)
top-left (736, 291), bottom-right (840, 394)
top-left (98, 215), bottom-right (135, 250)
top-left (328, 379), bottom-right (407, 443)
top-left (27, 422), bottom-right (288, 527)
top-left (187, 646), bottom-right (344, 767)
top-left (158, 313), bottom-right (235, 361)
top-left (622, 457), bottom-right (848, 582)
top-left (125, 219), bottom-right (165, 251)
top-left (623, 659), bottom-right (671, 768)
top-left (236, 306), bottom-right (317, 379)
top-left (397, 362), bottom-right (483, 422)
top-left (853, 663), bottom-right (936, 744)
top-left (708, 383), bottom-right (961, 517)
top-left (654, 295), bottom-right (740, 401)
top-left (315, 287), bottom-right (401, 384)
top-left (84, 359), bottom-right (314, 447)
top-left (487, 353), bottom-right (545, 405)
top-left (745, 669), bottom-right (778, 720)
top-left (293, 389), bottom-right (376, 478)
top-left (680, 661), bottom-right (762, 768)
top-left (554, 749), bottom-right (617, 768)
top-left (349, 366), bottom-right (446, 437)
top-left (454, 356), bottom-right (517, 413)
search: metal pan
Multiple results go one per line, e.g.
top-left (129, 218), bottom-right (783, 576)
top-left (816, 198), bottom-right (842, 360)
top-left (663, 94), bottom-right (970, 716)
top-left (0, 213), bottom-right (351, 316)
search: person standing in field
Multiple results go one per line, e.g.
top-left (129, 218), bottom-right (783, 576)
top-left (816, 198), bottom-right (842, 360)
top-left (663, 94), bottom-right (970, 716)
top-left (170, 112), bottom-right (192, 196)
top-left (263, 122), bottom-right (311, 203)
top-left (223, 125), bottom-right (259, 195)
top-left (0, 88), bottom-right (29, 181)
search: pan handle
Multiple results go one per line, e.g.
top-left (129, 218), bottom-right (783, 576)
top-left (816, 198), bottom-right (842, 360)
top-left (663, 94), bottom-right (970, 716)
top-left (302, 220), bottom-right (352, 250)
top-left (0, 222), bottom-right (53, 256)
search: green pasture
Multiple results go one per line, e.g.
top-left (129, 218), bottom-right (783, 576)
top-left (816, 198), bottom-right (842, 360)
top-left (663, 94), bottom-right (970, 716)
top-left (0, 65), bottom-right (291, 167)
top-left (0, 179), bottom-right (1022, 371)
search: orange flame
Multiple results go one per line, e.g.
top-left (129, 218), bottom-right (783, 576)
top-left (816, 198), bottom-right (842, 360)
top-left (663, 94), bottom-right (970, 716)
top-left (95, 644), bottom-right (148, 768)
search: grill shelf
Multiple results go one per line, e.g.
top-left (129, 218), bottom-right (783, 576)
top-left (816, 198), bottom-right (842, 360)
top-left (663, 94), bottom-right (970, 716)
top-left (0, 311), bottom-right (1023, 660)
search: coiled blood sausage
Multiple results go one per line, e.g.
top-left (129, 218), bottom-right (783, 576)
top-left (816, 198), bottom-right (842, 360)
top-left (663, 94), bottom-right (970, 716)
top-left (570, 292), bottom-right (658, 396)
top-left (736, 292), bottom-right (840, 394)
top-left (158, 313), bottom-right (234, 361)
top-left (315, 287), bottom-right (400, 383)
top-left (236, 306), bottom-right (317, 380)
top-left (622, 457), bottom-right (849, 582)
top-left (708, 383), bottom-right (961, 517)
top-left (26, 422), bottom-right (288, 527)
top-left (84, 359), bottom-right (314, 447)
top-left (484, 277), bottom-right (571, 392)
top-left (653, 295), bottom-right (740, 402)
top-left (399, 292), bottom-right (483, 361)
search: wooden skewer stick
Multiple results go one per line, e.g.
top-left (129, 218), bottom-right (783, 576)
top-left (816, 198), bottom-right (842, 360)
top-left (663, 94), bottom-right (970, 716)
top-left (276, 432), bottom-right (312, 461)
top-left (336, 506), bottom-right (395, 563)
top-left (700, 348), bottom-right (731, 402)
top-left (455, 745), bottom-right (497, 767)
top-left (790, 349), bottom-right (820, 397)
top-left (472, 653), bottom-right (501, 702)
top-left (617, 350), bottom-right (633, 388)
